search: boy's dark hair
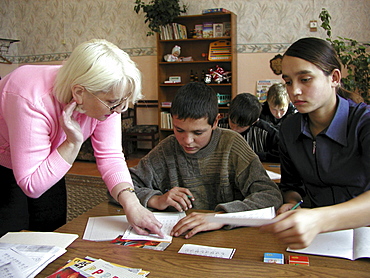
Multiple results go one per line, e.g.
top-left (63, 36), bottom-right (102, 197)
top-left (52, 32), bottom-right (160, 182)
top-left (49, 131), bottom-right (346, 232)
top-left (170, 82), bottom-right (219, 126)
top-left (229, 93), bottom-right (262, 126)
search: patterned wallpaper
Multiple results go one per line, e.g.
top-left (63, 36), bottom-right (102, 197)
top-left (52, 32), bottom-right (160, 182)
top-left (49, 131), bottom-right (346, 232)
top-left (1, 0), bottom-right (369, 63)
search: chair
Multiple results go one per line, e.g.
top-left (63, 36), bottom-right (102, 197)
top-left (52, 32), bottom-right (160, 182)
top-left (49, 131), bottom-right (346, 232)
top-left (122, 100), bottom-right (159, 158)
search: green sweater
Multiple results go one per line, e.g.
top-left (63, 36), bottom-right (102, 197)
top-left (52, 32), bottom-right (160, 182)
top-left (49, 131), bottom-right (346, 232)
top-left (130, 128), bottom-right (282, 213)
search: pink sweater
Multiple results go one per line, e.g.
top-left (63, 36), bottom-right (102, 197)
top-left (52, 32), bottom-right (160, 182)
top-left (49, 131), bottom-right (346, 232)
top-left (0, 65), bottom-right (131, 198)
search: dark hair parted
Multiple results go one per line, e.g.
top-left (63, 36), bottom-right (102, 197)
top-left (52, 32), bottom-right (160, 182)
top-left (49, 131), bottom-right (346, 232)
top-left (284, 37), bottom-right (363, 103)
top-left (170, 82), bottom-right (219, 126)
top-left (229, 93), bottom-right (262, 127)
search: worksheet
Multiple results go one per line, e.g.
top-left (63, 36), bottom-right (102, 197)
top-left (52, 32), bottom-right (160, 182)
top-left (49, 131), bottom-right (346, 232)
top-left (83, 212), bottom-right (186, 242)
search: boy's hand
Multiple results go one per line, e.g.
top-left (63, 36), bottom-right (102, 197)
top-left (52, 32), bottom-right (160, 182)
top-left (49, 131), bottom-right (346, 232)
top-left (170, 212), bottom-right (224, 239)
top-left (148, 187), bottom-right (194, 212)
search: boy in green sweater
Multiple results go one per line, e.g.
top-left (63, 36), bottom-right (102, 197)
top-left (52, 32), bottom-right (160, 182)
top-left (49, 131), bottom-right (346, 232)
top-left (130, 82), bottom-right (282, 238)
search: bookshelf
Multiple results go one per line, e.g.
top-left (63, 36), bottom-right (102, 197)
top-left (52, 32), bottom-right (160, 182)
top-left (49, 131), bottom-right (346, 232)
top-left (157, 12), bottom-right (237, 139)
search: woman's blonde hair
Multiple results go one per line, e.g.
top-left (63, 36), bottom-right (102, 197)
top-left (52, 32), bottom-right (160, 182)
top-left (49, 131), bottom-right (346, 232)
top-left (54, 39), bottom-right (142, 105)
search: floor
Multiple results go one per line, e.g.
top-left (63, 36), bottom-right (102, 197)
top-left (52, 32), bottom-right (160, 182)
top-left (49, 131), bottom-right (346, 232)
top-left (68, 150), bottom-right (148, 177)
top-left (65, 150), bottom-right (148, 222)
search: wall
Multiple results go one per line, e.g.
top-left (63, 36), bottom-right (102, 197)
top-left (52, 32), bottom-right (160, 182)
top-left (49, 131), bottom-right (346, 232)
top-left (1, 0), bottom-right (369, 126)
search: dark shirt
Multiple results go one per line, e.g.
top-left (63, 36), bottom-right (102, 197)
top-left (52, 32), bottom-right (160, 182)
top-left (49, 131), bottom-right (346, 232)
top-left (218, 117), bottom-right (280, 162)
top-left (260, 101), bottom-right (297, 128)
top-left (279, 96), bottom-right (370, 208)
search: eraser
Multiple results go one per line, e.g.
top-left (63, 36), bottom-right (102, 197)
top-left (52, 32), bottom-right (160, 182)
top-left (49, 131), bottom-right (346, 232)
top-left (288, 255), bottom-right (310, 266)
top-left (263, 253), bottom-right (284, 264)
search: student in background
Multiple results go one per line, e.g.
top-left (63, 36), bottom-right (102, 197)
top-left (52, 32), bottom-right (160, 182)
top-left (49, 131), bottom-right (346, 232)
top-left (129, 82), bottom-right (282, 239)
top-left (218, 93), bottom-right (280, 162)
top-left (260, 37), bottom-right (370, 249)
top-left (260, 83), bottom-right (297, 128)
top-left (0, 39), bottom-right (163, 237)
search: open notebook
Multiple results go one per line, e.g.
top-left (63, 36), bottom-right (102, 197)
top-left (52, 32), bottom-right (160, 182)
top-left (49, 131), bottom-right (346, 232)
top-left (287, 227), bottom-right (370, 260)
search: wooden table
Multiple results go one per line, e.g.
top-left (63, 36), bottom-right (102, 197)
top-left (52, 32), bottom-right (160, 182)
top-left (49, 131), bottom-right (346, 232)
top-left (38, 201), bottom-right (370, 277)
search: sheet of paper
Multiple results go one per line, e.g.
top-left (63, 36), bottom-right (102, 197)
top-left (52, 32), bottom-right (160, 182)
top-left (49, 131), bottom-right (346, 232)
top-left (83, 215), bottom-right (130, 241)
top-left (0, 232), bottom-right (78, 249)
top-left (266, 169), bottom-right (281, 180)
top-left (205, 207), bottom-right (277, 227)
top-left (287, 229), bottom-right (354, 260)
top-left (0, 243), bottom-right (66, 278)
top-left (178, 244), bottom-right (236, 259)
top-left (83, 212), bottom-right (186, 242)
top-left (122, 212), bottom-right (185, 242)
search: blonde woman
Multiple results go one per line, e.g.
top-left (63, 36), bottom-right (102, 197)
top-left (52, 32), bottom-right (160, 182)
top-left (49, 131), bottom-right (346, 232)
top-left (0, 39), bottom-right (163, 237)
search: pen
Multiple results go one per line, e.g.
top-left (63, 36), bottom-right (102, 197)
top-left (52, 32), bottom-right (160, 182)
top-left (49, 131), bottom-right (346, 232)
top-left (290, 200), bottom-right (303, 211)
top-left (268, 165), bottom-right (280, 168)
top-left (187, 195), bottom-right (194, 200)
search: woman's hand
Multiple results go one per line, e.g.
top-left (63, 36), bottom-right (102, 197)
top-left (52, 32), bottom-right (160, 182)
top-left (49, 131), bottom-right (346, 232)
top-left (124, 202), bottom-right (164, 238)
top-left (60, 101), bottom-right (84, 145)
top-left (170, 212), bottom-right (224, 239)
top-left (57, 101), bottom-right (84, 164)
top-left (148, 187), bottom-right (194, 212)
top-left (260, 208), bottom-right (324, 249)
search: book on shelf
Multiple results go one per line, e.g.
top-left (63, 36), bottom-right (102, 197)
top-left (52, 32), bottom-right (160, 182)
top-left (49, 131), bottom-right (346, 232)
top-left (202, 22), bottom-right (213, 38)
top-left (223, 22), bottom-right (231, 36)
top-left (160, 111), bottom-right (173, 129)
top-left (213, 23), bottom-right (224, 37)
top-left (195, 24), bottom-right (203, 38)
top-left (202, 8), bottom-right (230, 14)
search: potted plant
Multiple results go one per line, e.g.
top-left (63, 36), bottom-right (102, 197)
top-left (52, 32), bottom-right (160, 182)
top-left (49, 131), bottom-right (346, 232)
top-left (134, 0), bottom-right (188, 36)
top-left (319, 8), bottom-right (369, 103)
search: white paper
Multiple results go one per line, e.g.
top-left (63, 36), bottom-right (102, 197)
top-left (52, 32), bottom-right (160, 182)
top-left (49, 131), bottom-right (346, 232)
top-left (83, 215), bottom-right (130, 241)
top-left (205, 207), bottom-right (276, 227)
top-left (122, 212), bottom-right (186, 242)
top-left (266, 170), bottom-right (281, 180)
top-left (0, 232), bottom-right (78, 249)
top-left (178, 244), bottom-right (236, 259)
top-left (83, 212), bottom-right (186, 242)
top-left (0, 243), bottom-right (66, 278)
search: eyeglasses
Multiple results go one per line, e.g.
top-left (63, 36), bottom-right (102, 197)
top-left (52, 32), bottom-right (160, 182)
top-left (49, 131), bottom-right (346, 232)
top-left (86, 89), bottom-right (131, 111)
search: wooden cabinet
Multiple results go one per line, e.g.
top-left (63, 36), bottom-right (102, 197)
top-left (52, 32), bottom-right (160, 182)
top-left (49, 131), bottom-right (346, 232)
top-left (157, 12), bottom-right (237, 139)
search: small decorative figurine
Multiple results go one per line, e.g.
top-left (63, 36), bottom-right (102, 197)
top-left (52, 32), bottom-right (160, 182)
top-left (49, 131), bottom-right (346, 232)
top-left (164, 45), bottom-right (181, 62)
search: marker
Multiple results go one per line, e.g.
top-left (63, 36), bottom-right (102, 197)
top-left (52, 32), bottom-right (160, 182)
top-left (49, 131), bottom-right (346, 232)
top-left (187, 195), bottom-right (194, 200)
top-left (290, 200), bottom-right (303, 211)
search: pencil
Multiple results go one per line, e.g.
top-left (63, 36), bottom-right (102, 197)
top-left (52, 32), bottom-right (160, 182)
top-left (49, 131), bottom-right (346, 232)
top-left (290, 200), bottom-right (303, 211)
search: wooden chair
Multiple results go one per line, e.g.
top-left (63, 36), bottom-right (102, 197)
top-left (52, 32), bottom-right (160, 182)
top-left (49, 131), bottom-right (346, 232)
top-left (122, 100), bottom-right (159, 158)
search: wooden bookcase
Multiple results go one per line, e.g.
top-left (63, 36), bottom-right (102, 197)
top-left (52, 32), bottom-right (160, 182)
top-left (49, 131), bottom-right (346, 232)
top-left (157, 12), bottom-right (237, 139)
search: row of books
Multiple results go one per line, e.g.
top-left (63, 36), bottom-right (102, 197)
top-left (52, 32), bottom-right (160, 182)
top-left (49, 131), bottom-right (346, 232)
top-left (161, 111), bottom-right (173, 129)
top-left (159, 23), bottom-right (188, 40)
